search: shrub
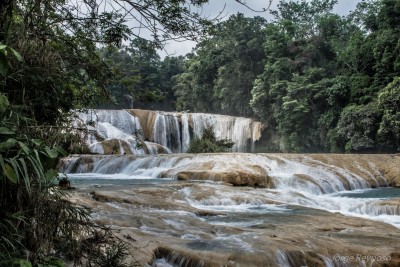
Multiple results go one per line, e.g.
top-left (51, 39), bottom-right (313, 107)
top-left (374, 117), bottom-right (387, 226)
top-left (188, 127), bottom-right (234, 153)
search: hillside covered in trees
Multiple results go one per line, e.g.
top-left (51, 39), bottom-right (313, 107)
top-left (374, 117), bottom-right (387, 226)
top-left (103, 0), bottom-right (400, 153)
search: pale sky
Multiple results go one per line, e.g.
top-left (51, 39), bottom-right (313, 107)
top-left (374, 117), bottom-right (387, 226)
top-left (158, 0), bottom-right (360, 58)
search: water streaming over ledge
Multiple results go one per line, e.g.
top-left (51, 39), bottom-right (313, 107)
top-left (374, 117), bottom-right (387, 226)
top-left (72, 109), bottom-right (265, 154)
top-left (60, 153), bottom-right (400, 226)
top-left (60, 153), bottom-right (400, 266)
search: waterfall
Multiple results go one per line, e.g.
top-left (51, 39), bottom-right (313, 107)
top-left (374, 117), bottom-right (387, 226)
top-left (73, 109), bottom-right (170, 155)
top-left (148, 112), bottom-right (262, 153)
top-left (76, 109), bottom-right (141, 134)
top-left (60, 154), bottom-right (389, 191)
top-left (72, 109), bottom-right (265, 154)
top-left (153, 112), bottom-right (182, 153)
top-left (152, 247), bottom-right (205, 267)
top-left (181, 113), bottom-right (190, 153)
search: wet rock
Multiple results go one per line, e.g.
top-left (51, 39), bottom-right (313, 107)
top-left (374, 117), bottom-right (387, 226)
top-left (175, 170), bottom-right (275, 188)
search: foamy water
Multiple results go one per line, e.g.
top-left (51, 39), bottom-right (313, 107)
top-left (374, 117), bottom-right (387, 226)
top-left (62, 153), bottom-right (400, 228)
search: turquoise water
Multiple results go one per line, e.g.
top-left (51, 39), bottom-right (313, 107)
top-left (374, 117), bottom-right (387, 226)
top-left (62, 173), bottom-right (176, 190)
top-left (334, 187), bottom-right (400, 199)
top-left (64, 173), bottom-right (400, 228)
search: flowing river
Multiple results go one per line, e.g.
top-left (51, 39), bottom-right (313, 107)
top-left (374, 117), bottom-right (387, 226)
top-left (60, 153), bottom-right (400, 267)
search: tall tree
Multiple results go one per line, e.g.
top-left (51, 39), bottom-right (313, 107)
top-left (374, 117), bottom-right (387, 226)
top-left (174, 14), bottom-right (267, 116)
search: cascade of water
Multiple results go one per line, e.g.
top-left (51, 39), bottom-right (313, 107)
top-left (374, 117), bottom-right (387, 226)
top-left (276, 250), bottom-right (353, 267)
top-left (63, 155), bottom-right (362, 185)
top-left (73, 110), bottom-right (171, 155)
top-left (263, 156), bottom-right (369, 194)
top-left (348, 201), bottom-right (400, 216)
top-left (61, 154), bottom-right (385, 193)
top-left (181, 113), bottom-right (190, 153)
top-left (59, 153), bottom-right (400, 227)
top-left (74, 109), bottom-right (265, 153)
top-left (152, 247), bottom-right (205, 267)
top-left (153, 112), bottom-right (182, 153)
top-left (153, 113), bottom-right (167, 147)
top-left (77, 109), bottom-right (142, 134)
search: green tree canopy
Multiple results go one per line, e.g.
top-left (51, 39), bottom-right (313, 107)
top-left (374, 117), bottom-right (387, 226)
top-left (174, 14), bottom-right (267, 116)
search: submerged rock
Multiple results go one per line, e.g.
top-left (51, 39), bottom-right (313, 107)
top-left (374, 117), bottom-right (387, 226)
top-left (173, 170), bottom-right (275, 188)
top-left (67, 183), bottom-right (400, 267)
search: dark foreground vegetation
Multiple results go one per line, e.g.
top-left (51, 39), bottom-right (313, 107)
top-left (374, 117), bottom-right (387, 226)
top-left (0, 58), bottom-right (135, 266)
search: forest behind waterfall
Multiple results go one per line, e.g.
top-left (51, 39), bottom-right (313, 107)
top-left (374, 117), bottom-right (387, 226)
top-left (173, 0), bottom-right (400, 153)
top-left (100, 0), bottom-right (400, 153)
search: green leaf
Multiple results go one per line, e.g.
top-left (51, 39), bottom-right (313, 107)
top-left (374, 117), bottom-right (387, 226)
top-left (29, 150), bottom-right (45, 178)
top-left (0, 138), bottom-right (17, 152)
top-left (0, 51), bottom-right (8, 76)
top-left (0, 155), bottom-right (5, 176)
top-left (0, 44), bottom-right (7, 50)
top-left (18, 158), bottom-right (31, 194)
top-left (0, 93), bottom-right (9, 112)
top-left (0, 127), bottom-right (14, 135)
top-left (45, 147), bottom-right (59, 158)
top-left (31, 139), bottom-right (44, 147)
top-left (46, 257), bottom-right (64, 267)
top-left (54, 147), bottom-right (68, 156)
top-left (18, 141), bottom-right (31, 155)
top-left (9, 47), bottom-right (23, 62)
top-left (45, 169), bottom-right (58, 181)
top-left (4, 163), bottom-right (17, 183)
top-left (11, 259), bottom-right (32, 267)
top-left (9, 158), bottom-right (21, 183)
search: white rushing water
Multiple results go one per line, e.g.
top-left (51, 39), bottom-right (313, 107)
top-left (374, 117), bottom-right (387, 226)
top-left (72, 109), bottom-right (265, 154)
top-left (73, 110), bottom-right (170, 155)
top-left (61, 154), bottom-right (400, 228)
top-left (150, 111), bottom-right (264, 152)
top-left (153, 112), bottom-right (182, 153)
